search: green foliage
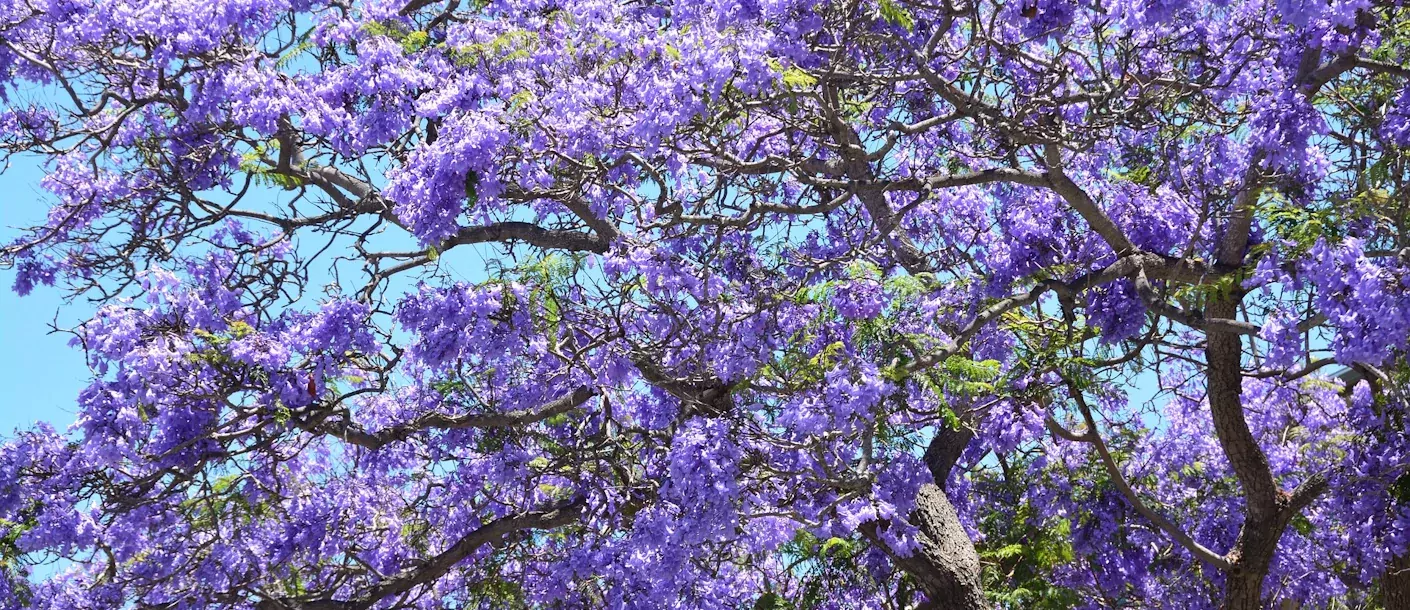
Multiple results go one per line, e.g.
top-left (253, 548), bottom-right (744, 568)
top-left (975, 498), bottom-right (1080, 608)
top-left (781, 67), bottom-right (818, 89)
top-left (1110, 164), bottom-right (1154, 186)
top-left (239, 148), bottom-right (305, 190)
top-left (186, 320), bottom-right (257, 366)
top-left (1291, 513), bottom-right (1315, 536)
top-left (1257, 196), bottom-right (1345, 253)
top-left (1166, 271), bottom-right (1246, 314)
top-left (180, 474), bottom-right (269, 532)
top-left (448, 29), bottom-right (540, 66)
top-left (361, 21), bottom-right (432, 54)
top-left (465, 575), bottom-right (529, 608)
top-left (0, 512), bottom-right (35, 602)
top-left (768, 57), bottom-right (819, 90)
top-left (754, 592), bottom-right (790, 610)
top-left (497, 253), bottom-right (583, 351)
top-left (276, 38), bottom-right (316, 70)
top-left (877, 0), bottom-right (916, 31)
top-left (506, 89), bottom-right (535, 110)
top-left (0, 514), bottom-right (35, 576)
top-left (771, 530), bottom-right (877, 610)
top-left (271, 567), bottom-right (308, 598)
top-left (885, 271), bottom-right (938, 299)
top-left (890, 357), bottom-right (1001, 427)
top-left (432, 378), bottom-right (470, 396)
top-left (465, 169), bottom-right (480, 203)
top-left (402, 30), bottom-right (430, 54)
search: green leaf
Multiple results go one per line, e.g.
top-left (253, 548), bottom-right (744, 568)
top-left (1291, 513), bottom-right (1313, 536)
top-left (878, 0), bottom-right (916, 30)
top-left (781, 67), bottom-right (818, 89)
top-left (819, 536), bottom-right (856, 558)
top-left (276, 39), bottom-right (316, 69)
top-left (465, 170), bottom-right (480, 203)
top-left (754, 592), bottom-right (791, 610)
top-left (507, 90), bottom-right (535, 110)
top-left (982, 543), bottom-right (1027, 560)
top-left (402, 30), bottom-right (430, 54)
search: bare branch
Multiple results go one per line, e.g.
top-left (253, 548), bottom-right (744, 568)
top-left (309, 386), bottom-right (598, 450)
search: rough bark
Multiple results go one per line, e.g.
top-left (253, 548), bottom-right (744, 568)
top-left (923, 425), bottom-right (974, 491)
top-left (905, 484), bottom-right (988, 610)
top-left (255, 498), bottom-right (584, 610)
top-left (1221, 573), bottom-right (1265, 610)
top-left (1385, 553), bottom-right (1410, 610)
top-left (1205, 297), bottom-right (1280, 522)
top-left (863, 425), bottom-right (988, 610)
top-left (864, 484), bottom-right (988, 610)
top-left (1206, 295), bottom-right (1276, 610)
top-left (1206, 293), bottom-right (1313, 610)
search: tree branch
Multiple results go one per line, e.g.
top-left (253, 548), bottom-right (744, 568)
top-left (309, 386), bottom-right (597, 450)
top-left (1060, 384), bottom-right (1233, 571)
top-left (443, 222), bottom-right (609, 253)
top-left (259, 497), bottom-right (585, 610)
top-left (1042, 144), bottom-right (1137, 254)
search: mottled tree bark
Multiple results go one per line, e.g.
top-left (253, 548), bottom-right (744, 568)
top-left (1206, 295), bottom-right (1280, 610)
top-left (1384, 553), bottom-right (1410, 609)
top-left (863, 484), bottom-right (988, 610)
top-left (1206, 295), bottom-right (1324, 610)
top-left (923, 425), bottom-right (974, 492)
top-left (899, 484), bottom-right (988, 610)
top-left (864, 426), bottom-right (988, 610)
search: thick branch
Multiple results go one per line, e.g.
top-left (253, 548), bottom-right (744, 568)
top-left (1134, 269), bottom-right (1261, 335)
top-left (310, 386), bottom-right (597, 450)
top-left (860, 484), bottom-right (989, 610)
top-left (259, 497), bottom-right (585, 610)
top-left (1043, 144), bottom-right (1137, 254)
top-left (444, 222), bottom-right (609, 253)
top-left (906, 252), bottom-right (1225, 373)
top-left (923, 424), bottom-right (974, 490)
top-left (352, 498), bottom-right (583, 609)
top-left (1205, 293), bottom-right (1280, 523)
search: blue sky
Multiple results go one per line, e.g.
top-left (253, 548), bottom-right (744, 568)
top-left (0, 152), bottom-right (486, 438)
top-left (0, 167), bottom-right (1167, 445)
top-left (0, 143), bottom-right (1170, 441)
top-left (0, 155), bottom-right (92, 435)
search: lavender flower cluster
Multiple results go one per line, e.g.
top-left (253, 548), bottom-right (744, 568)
top-left (1, 0), bottom-right (1409, 608)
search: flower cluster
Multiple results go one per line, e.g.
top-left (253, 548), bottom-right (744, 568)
top-left (0, 0), bottom-right (1408, 608)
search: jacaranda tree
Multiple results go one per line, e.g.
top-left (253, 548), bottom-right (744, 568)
top-left (2, 0), bottom-right (1409, 607)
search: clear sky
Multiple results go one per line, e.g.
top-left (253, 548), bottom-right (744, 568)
top-left (0, 152), bottom-right (485, 439)
top-left (0, 155), bottom-right (93, 435)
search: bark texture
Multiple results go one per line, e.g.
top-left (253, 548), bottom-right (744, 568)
top-left (1206, 295), bottom-right (1277, 610)
top-left (906, 484), bottom-right (988, 610)
top-left (863, 426), bottom-right (988, 610)
top-left (1206, 294), bottom-right (1320, 610)
top-left (864, 484), bottom-right (988, 610)
top-left (1385, 553), bottom-right (1410, 610)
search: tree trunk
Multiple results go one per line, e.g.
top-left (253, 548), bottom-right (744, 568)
top-left (1385, 553), bottom-right (1410, 609)
top-left (1221, 572), bottom-right (1266, 610)
top-left (1204, 295), bottom-right (1287, 610)
top-left (865, 483), bottom-right (989, 610)
top-left (860, 424), bottom-right (988, 610)
top-left (923, 425), bottom-right (974, 491)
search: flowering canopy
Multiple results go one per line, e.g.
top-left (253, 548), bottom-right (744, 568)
top-left (2, 0), bottom-right (1410, 608)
